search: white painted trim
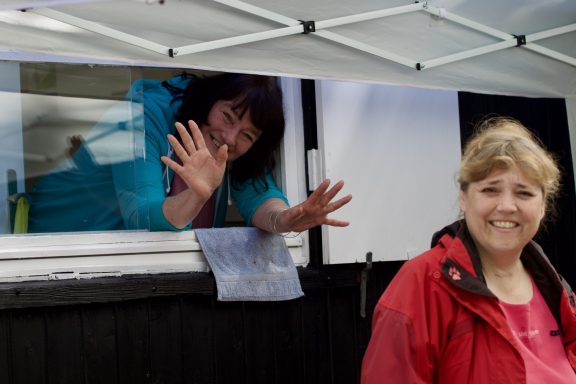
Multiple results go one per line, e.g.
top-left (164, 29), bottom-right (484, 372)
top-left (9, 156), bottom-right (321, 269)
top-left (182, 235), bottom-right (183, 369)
top-left (0, 231), bottom-right (305, 282)
top-left (278, 77), bottom-right (310, 263)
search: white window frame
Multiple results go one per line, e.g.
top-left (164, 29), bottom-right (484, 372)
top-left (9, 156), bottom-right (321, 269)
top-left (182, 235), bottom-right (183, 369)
top-left (0, 231), bottom-right (305, 283)
top-left (0, 65), bottom-right (308, 282)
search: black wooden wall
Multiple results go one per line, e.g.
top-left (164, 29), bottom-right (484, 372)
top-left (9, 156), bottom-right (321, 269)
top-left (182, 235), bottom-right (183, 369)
top-left (0, 263), bottom-right (403, 384)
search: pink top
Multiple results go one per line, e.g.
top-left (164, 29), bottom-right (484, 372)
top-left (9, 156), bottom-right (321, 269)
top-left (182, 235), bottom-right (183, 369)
top-left (499, 277), bottom-right (576, 384)
top-left (168, 172), bottom-right (215, 229)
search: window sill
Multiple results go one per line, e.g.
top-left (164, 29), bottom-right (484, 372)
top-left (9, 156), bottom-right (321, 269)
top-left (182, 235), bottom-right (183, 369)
top-left (0, 231), bottom-right (306, 283)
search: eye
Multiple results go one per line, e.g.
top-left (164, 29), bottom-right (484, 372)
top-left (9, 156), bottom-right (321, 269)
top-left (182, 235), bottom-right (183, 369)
top-left (222, 111), bottom-right (234, 123)
top-left (517, 190), bottom-right (536, 198)
top-left (242, 131), bottom-right (256, 143)
top-left (480, 187), bottom-right (498, 194)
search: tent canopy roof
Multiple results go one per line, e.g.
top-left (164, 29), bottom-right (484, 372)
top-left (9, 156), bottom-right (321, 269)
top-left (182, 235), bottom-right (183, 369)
top-left (0, 0), bottom-right (575, 97)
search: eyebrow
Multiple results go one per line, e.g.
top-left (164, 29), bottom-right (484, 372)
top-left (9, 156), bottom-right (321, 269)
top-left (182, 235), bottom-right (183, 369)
top-left (481, 178), bottom-right (535, 190)
top-left (224, 102), bottom-right (260, 133)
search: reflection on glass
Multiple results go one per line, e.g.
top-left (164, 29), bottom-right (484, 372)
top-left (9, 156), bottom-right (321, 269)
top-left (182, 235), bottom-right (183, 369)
top-left (0, 62), bottom-right (24, 234)
top-left (26, 98), bottom-right (141, 233)
top-left (0, 63), bottom-right (148, 234)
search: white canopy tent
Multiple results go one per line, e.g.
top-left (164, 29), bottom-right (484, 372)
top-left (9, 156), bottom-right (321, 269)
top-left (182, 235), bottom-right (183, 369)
top-left (0, 0), bottom-right (574, 98)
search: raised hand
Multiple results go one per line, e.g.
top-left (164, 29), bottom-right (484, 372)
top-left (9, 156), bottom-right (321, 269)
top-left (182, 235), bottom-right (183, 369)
top-left (277, 179), bottom-right (352, 233)
top-left (161, 120), bottom-right (228, 200)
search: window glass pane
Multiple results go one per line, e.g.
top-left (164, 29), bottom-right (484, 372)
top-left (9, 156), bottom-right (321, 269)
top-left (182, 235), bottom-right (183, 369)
top-left (30, 63), bottom-right (141, 234)
top-left (0, 61), bottom-right (23, 234)
top-left (0, 62), bottom-right (146, 235)
top-left (1, 63), bottom-right (292, 236)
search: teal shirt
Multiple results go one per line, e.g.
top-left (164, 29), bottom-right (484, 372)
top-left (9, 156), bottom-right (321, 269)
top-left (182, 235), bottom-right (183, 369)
top-left (28, 75), bottom-right (288, 232)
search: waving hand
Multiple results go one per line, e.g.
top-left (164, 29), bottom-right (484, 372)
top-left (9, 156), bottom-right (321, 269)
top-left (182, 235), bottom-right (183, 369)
top-left (161, 120), bottom-right (228, 201)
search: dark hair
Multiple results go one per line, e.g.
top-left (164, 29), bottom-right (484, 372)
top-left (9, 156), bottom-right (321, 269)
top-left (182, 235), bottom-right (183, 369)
top-left (174, 73), bottom-right (285, 186)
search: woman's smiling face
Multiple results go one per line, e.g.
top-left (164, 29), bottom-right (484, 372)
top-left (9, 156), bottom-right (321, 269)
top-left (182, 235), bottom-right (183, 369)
top-left (459, 165), bottom-right (546, 261)
top-left (201, 100), bottom-right (262, 161)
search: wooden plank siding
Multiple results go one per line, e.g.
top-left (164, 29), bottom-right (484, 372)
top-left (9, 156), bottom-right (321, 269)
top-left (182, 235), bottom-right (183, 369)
top-left (0, 264), bottom-right (403, 384)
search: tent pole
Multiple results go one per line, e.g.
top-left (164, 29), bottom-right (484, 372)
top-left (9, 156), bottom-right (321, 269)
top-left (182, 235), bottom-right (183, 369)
top-left (528, 24), bottom-right (576, 42)
top-left (423, 5), bottom-right (576, 69)
top-left (173, 25), bottom-right (303, 56)
top-left (30, 8), bottom-right (170, 55)
top-left (524, 44), bottom-right (576, 68)
top-left (314, 30), bottom-right (417, 68)
top-left (418, 40), bottom-right (518, 70)
top-left (207, 0), bottom-right (421, 67)
top-left (215, 0), bottom-right (424, 29)
top-left (424, 6), bottom-right (510, 40)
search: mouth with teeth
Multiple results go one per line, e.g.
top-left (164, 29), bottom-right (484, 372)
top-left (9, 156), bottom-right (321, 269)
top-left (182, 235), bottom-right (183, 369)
top-left (490, 221), bottom-right (518, 229)
top-left (210, 134), bottom-right (223, 149)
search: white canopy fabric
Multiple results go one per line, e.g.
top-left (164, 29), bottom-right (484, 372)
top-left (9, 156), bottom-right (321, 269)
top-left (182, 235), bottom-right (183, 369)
top-left (0, 0), bottom-right (575, 98)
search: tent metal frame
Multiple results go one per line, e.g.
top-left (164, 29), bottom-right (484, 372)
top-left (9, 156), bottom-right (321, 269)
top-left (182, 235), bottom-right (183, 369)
top-left (26, 0), bottom-right (576, 70)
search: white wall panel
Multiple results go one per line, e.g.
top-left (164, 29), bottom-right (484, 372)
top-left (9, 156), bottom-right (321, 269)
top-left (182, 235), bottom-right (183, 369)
top-left (316, 80), bottom-right (462, 264)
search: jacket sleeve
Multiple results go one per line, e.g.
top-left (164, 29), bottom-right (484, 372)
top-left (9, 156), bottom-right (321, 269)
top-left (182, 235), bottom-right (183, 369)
top-left (111, 79), bottom-right (188, 231)
top-left (361, 303), bottom-right (433, 384)
top-left (231, 170), bottom-right (288, 226)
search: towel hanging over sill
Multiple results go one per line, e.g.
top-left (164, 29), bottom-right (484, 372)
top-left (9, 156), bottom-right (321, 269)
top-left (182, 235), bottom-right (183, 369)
top-left (195, 227), bottom-right (304, 302)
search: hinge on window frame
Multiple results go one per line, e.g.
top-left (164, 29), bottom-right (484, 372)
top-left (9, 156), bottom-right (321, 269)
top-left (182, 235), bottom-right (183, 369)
top-left (306, 149), bottom-right (323, 192)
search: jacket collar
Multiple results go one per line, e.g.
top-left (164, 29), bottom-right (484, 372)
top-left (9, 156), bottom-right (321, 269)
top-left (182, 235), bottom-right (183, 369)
top-left (435, 219), bottom-right (573, 323)
top-left (434, 220), bottom-right (493, 297)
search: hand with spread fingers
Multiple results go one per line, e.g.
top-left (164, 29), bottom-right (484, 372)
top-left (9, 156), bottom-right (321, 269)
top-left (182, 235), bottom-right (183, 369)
top-left (161, 120), bottom-right (228, 201)
top-left (254, 179), bottom-right (352, 234)
top-left (282, 179), bottom-right (352, 233)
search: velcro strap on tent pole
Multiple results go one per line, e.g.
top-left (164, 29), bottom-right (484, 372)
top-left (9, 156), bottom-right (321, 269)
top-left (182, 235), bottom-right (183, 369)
top-left (300, 20), bottom-right (316, 34)
top-left (514, 35), bottom-right (526, 46)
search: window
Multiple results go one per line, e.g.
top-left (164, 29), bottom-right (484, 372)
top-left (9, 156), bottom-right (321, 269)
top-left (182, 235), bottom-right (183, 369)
top-left (0, 62), bottom-right (308, 281)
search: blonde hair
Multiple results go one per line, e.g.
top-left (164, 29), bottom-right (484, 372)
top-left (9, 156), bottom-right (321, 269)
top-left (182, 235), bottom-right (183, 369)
top-left (458, 117), bottom-right (561, 218)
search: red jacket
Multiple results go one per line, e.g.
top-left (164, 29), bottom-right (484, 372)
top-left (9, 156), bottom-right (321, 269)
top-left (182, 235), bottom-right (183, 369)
top-left (362, 220), bottom-right (576, 384)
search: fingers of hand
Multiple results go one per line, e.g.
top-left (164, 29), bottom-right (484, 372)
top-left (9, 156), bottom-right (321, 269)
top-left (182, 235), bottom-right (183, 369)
top-left (167, 133), bottom-right (189, 161)
top-left (187, 120), bottom-right (207, 151)
top-left (323, 180), bottom-right (346, 201)
top-left (161, 155), bottom-right (183, 173)
top-left (307, 179), bottom-right (331, 203)
top-left (215, 143), bottom-right (229, 163)
top-left (325, 194), bottom-right (352, 213)
top-left (310, 180), bottom-right (348, 211)
top-left (325, 218), bottom-right (350, 227)
top-left (174, 122), bottom-right (199, 156)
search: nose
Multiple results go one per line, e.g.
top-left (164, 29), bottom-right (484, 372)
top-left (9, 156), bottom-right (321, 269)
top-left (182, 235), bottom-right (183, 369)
top-left (220, 123), bottom-right (241, 148)
top-left (496, 191), bottom-right (518, 212)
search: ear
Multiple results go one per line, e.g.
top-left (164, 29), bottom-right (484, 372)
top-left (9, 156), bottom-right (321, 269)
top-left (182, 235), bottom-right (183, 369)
top-left (539, 199), bottom-right (546, 221)
top-left (458, 190), bottom-right (467, 213)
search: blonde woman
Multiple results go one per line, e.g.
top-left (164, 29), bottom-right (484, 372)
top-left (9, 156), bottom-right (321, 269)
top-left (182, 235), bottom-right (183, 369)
top-left (362, 117), bottom-right (576, 384)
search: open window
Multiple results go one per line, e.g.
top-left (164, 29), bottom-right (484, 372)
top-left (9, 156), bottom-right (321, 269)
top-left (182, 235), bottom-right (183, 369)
top-left (0, 62), bottom-right (308, 282)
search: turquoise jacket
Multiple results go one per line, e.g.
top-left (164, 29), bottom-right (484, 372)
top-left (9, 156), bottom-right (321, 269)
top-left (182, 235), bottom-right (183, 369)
top-left (28, 74), bottom-right (288, 232)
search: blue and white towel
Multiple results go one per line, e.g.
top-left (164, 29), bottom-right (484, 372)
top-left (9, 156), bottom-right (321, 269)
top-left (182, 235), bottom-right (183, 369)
top-left (195, 227), bottom-right (304, 301)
